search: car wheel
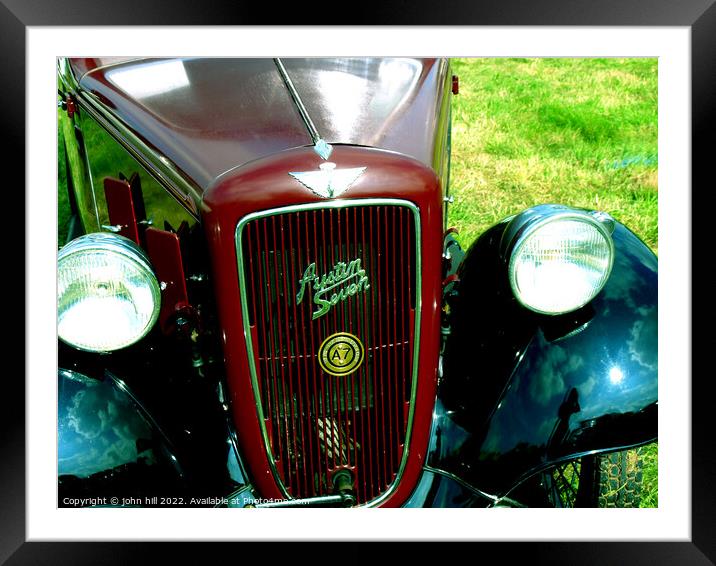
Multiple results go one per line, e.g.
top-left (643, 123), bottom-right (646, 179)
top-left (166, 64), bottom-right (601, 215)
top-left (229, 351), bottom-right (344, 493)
top-left (546, 447), bottom-right (645, 508)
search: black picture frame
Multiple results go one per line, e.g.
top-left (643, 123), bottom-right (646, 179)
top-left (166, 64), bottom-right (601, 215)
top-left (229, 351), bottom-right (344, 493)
top-left (7, 0), bottom-right (713, 563)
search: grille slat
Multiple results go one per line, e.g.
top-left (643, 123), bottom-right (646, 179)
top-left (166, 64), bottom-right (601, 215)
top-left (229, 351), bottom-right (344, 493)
top-left (269, 218), bottom-right (290, 481)
top-left (374, 207), bottom-right (386, 485)
top-left (359, 206), bottom-right (373, 501)
top-left (326, 208), bottom-right (338, 472)
top-left (304, 211), bottom-right (321, 495)
top-left (351, 207), bottom-right (366, 502)
top-left (240, 202), bottom-right (417, 504)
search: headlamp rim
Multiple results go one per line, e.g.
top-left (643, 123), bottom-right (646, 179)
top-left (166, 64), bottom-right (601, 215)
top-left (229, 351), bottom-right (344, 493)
top-left (58, 232), bottom-right (154, 273)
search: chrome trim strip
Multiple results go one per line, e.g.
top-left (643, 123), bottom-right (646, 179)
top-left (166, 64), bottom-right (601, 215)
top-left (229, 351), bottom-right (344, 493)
top-left (78, 57), bottom-right (152, 83)
top-left (58, 231), bottom-right (153, 268)
top-left (254, 494), bottom-right (347, 508)
top-left (422, 465), bottom-right (526, 508)
top-left (57, 57), bottom-right (80, 94)
top-left (222, 485), bottom-right (259, 508)
top-left (235, 198), bottom-right (422, 507)
top-left (223, 386), bottom-right (253, 488)
top-left (274, 58), bottom-right (333, 160)
top-left (73, 91), bottom-right (202, 219)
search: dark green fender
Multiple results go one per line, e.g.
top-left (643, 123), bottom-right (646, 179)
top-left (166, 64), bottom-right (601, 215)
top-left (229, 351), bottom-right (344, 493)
top-left (430, 219), bottom-right (657, 499)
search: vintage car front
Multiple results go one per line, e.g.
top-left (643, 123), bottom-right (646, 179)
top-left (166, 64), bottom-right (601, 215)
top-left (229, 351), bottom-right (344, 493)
top-left (57, 57), bottom-right (657, 508)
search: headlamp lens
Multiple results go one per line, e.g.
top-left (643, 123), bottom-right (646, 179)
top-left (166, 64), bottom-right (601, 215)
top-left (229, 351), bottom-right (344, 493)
top-left (509, 217), bottom-right (613, 314)
top-left (58, 233), bottom-right (160, 351)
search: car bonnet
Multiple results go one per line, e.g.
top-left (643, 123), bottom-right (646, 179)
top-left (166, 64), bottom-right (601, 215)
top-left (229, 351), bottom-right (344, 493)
top-left (74, 57), bottom-right (449, 194)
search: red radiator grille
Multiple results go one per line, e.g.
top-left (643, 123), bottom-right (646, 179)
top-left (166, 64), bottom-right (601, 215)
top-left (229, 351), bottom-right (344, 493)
top-left (238, 202), bottom-right (418, 505)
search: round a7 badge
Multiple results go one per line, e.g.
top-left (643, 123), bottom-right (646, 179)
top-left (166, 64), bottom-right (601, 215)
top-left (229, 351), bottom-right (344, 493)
top-left (318, 332), bottom-right (365, 377)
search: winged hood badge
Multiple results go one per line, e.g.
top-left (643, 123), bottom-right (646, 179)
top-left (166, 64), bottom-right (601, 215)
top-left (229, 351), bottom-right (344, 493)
top-left (289, 162), bottom-right (366, 199)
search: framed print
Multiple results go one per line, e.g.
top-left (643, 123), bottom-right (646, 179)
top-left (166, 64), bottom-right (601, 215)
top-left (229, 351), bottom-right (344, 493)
top-left (8, 0), bottom-right (714, 562)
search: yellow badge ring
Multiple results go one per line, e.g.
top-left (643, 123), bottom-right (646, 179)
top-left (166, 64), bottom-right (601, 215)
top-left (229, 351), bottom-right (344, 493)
top-left (318, 332), bottom-right (364, 377)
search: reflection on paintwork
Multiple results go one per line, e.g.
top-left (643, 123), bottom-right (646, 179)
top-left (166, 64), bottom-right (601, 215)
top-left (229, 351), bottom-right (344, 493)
top-left (628, 307), bottom-right (658, 371)
top-left (80, 113), bottom-right (197, 233)
top-left (58, 369), bottom-right (156, 477)
top-left (609, 366), bottom-right (624, 385)
top-left (314, 71), bottom-right (367, 140)
top-left (58, 368), bottom-right (188, 505)
top-left (283, 58), bottom-right (441, 165)
top-left (59, 105), bottom-right (100, 233)
top-left (306, 58), bottom-right (421, 140)
top-left (378, 59), bottom-right (422, 101)
top-left (108, 59), bottom-right (190, 99)
top-left (427, 399), bottom-right (470, 459)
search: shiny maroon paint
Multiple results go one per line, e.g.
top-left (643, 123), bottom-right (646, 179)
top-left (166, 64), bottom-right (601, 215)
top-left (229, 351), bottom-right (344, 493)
top-left (69, 57), bottom-right (452, 505)
top-left (72, 58), bottom-right (450, 195)
top-left (145, 227), bottom-right (189, 334)
top-left (103, 176), bottom-right (141, 244)
top-left (202, 145), bottom-right (443, 506)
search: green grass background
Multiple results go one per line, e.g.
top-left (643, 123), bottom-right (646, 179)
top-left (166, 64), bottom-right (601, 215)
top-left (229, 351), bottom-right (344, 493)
top-left (58, 57), bottom-right (658, 506)
top-left (449, 58), bottom-right (657, 254)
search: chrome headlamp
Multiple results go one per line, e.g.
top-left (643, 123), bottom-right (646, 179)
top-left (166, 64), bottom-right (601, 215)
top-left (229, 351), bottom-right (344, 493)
top-left (57, 233), bottom-right (161, 352)
top-left (502, 205), bottom-right (615, 315)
